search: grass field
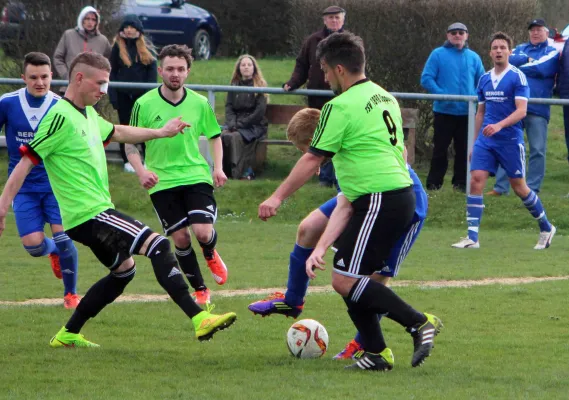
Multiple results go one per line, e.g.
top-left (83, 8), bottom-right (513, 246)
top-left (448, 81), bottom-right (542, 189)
top-left (1, 57), bottom-right (569, 399)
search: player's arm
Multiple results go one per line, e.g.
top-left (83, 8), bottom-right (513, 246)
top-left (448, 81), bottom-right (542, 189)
top-left (208, 136), bottom-right (226, 187)
top-left (306, 194), bottom-right (353, 279)
top-left (258, 152), bottom-right (324, 221)
top-left (112, 117), bottom-right (190, 143)
top-left (0, 156), bottom-right (34, 237)
top-left (482, 99), bottom-right (527, 137)
top-left (473, 102), bottom-right (485, 142)
top-left (126, 144), bottom-right (158, 190)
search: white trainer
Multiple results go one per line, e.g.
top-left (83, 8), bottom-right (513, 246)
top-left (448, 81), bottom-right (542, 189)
top-left (123, 162), bottom-right (135, 173)
top-left (534, 225), bottom-right (556, 250)
top-left (451, 237), bottom-right (480, 248)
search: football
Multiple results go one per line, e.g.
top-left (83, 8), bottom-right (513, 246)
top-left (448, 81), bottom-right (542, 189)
top-left (286, 319), bottom-right (329, 359)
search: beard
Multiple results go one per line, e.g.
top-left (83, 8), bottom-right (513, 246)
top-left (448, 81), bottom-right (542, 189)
top-left (163, 80), bottom-right (183, 91)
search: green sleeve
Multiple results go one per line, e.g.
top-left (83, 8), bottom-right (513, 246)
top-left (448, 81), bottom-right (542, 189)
top-left (201, 100), bottom-right (221, 139)
top-left (27, 111), bottom-right (66, 162)
top-left (309, 103), bottom-right (348, 156)
top-left (97, 114), bottom-right (115, 143)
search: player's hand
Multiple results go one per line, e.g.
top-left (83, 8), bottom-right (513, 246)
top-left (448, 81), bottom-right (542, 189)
top-left (258, 196), bottom-right (282, 221)
top-left (213, 168), bottom-right (227, 187)
top-left (138, 169), bottom-right (159, 190)
top-left (306, 248), bottom-right (326, 279)
top-left (159, 117), bottom-right (190, 138)
top-left (482, 123), bottom-right (502, 137)
top-left (0, 211), bottom-right (6, 238)
top-left (283, 84), bottom-right (292, 91)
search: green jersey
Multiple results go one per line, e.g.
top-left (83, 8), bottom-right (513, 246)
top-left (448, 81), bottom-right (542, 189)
top-left (309, 79), bottom-right (412, 202)
top-left (24, 98), bottom-right (115, 229)
top-left (131, 87), bottom-right (221, 194)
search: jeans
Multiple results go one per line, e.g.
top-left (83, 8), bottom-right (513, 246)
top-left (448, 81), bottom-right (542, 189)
top-left (494, 113), bottom-right (548, 194)
top-left (564, 105), bottom-right (569, 163)
top-left (319, 160), bottom-right (337, 187)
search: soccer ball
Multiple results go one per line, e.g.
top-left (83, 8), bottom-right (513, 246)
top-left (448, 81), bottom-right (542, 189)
top-left (286, 319), bottom-right (329, 359)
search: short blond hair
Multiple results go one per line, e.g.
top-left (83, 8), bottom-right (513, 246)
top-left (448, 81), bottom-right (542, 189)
top-left (287, 108), bottom-right (321, 149)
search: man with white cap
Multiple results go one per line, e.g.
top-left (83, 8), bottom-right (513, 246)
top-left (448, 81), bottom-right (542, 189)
top-left (421, 22), bottom-right (485, 192)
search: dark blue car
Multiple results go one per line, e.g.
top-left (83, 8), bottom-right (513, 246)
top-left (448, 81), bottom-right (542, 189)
top-left (121, 0), bottom-right (221, 59)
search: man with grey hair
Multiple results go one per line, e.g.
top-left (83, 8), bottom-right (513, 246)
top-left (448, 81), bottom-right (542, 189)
top-left (421, 22), bottom-right (485, 192)
top-left (488, 19), bottom-right (559, 196)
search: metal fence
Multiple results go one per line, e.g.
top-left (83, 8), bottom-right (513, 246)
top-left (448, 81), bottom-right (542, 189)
top-left (1, 78), bottom-right (568, 194)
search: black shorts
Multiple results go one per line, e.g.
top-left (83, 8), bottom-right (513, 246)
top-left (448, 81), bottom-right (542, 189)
top-left (66, 209), bottom-right (154, 270)
top-left (150, 183), bottom-right (217, 235)
top-left (333, 186), bottom-right (415, 278)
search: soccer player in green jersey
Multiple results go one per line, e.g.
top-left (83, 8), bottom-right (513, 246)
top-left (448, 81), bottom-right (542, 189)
top-left (0, 52), bottom-right (236, 347)
top-left (127, 45), bottom-right (227, 305)
top-left (258, 32), bottom-right (441, 370)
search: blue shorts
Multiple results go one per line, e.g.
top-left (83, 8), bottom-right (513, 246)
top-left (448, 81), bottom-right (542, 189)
top-left (317, 196), bottom-right (338, 218)
top-left (470, 140), bottom-right (525, 178)
top-left (377, 214), bottom-right (425, 278)
top-left (13, 192), bottom-right (62, 237)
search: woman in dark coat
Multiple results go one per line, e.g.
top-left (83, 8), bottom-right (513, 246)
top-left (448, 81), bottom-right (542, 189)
top-left (109, 14), bottom-right (157, 172)
top-left (222, 54), bottom-right (268, 179)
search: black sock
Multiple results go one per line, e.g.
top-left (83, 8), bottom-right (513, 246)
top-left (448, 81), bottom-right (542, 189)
top-left (175, 244), bottom-right (206, 290)
top-left (147, 236), bottom-right (202, 318)
top-left (198, 229), bottom-right (217, 259)
top-left (66, 265), bottom-right (136, 333)
top-left (344, 297), bottom-right (385, 354)
top-left (349, 277), bottom-right (426, 328)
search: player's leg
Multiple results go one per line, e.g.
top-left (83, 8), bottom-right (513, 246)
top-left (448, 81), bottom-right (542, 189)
top-left (452, 142), bottom-right (494, 248)
top-left (14, 192), bottom-right (61, 277)
top-left (44, 192), bottom-right (79, 307)
top-left (500, 144), bottom-right (555, 249)
top-left (184, 184), bottom-right (228, 285)
top-left (248, 197), bottom-right (336, 318)
top-left (150, 187), bottom-right (208, 301)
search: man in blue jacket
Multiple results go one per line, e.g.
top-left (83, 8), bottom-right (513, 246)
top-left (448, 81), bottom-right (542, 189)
top-left (421, 22), bottom-right (485, 192)
top-left (558, 38), bottom-right (569, 162)
top-left (489, 19), bottom-right (559, 195)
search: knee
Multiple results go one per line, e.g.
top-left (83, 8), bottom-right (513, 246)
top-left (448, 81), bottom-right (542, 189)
top-left (171, 229), bottom-right (191, 249)
top-left (23, 237), bottom-right (47, 257)
top-left (192, 226), bottom-right (212, 243)
top-left (297, 219), bottom-right (316, 246)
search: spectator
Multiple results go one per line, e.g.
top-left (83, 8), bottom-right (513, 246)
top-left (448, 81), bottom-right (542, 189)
top-left (283, 5), bottom-right (346, 187)
top-left (222, 54), bottom-right (268, 180)
top-left (421, 22), bottom-right (485, 192)
top-left (109, 14), bottom-right (157, 173)
top-left (557, 35), bottom-right (569, 163)
top-left (53, 6), bottom-right (112, 94)
top-left (489, 19), bottom-right (559, 195)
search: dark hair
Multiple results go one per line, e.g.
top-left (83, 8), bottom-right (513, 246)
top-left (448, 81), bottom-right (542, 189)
top-left (69, 52), bottom-right (111, 77)
top-left (490, 31), bottom-right (513, 50)
top-left (23, 52), bottom-right (51, 73)
top-left (158, 44), bottom-right (193, 69)
top-left (315, 31), bottom-right (365, 74)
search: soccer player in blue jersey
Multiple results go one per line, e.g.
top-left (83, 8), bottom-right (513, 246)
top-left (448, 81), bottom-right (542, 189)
top-left (1, 52), bottom-right (79, 308)
top-left (452, 32), bottom-right (555, 250)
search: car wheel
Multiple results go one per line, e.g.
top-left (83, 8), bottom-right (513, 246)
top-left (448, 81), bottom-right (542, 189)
top-left (193, 29), bottom-right (211, 60)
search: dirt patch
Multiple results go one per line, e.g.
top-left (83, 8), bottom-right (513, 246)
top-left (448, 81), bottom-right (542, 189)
top-left (2, 275), bottom-right (568, 307)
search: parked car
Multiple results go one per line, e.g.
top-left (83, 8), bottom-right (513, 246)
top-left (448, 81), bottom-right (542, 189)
top-left (0, 0), bottom-right (221, 59)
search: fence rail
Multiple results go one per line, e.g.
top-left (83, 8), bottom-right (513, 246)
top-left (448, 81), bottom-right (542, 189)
top-left (1, 78), bottom-right (568, 194)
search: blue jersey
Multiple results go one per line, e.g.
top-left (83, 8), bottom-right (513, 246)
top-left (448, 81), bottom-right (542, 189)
top-left (476, 65), bottom-right (530, 144)
top-left (1, 88), bottom-right (59, 193)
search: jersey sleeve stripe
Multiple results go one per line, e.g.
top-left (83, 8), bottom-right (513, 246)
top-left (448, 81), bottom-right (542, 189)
top-left (308, 146), bottom-right (334, 158)
top-left (130, 103), bottom-right (140, 126)
top-left (29, 114), bottom-right (65, 148)
top-left (311, 103), bottom-right (333, 147)
top-left (19, 143), bottom-right (41, 165)
top-left (103, 126), bottom-right (115, 147)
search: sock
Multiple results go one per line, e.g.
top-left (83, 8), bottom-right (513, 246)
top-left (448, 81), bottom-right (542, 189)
top-left (66, 265), bottom-right (136, 333)
top-left (24, 237), bottom-right (58, 257)
top-left (467, 195), bottom-right (484, 242)
top-left (349, 277), bottom-right (426, 329)
top-left (146, 236), bottom-right (202, 319)
top-left (284, 244), bottom-right (313, 307)
top-left (522, 190), bottom-right (552, 232)
top-left (345, 298), bottom-right (385, 354)
top-left (53, 232), bottom-right (78, 296)
top-left (354, 314), bottom-right (383, 345)
top-left (199, 229), bottom-right (217, 259)
top-left (175, 244), bottom-right (206, 291)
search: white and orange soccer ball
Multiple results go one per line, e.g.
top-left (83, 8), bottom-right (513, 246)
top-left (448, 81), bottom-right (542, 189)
top-left (286, 319), bottom-right (329, 359)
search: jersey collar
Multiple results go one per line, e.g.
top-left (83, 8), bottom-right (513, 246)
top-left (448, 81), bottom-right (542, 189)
top-left (63, 97), bottom-right (87, 118)
top-left (158, 85), bottom-right (188, 107)
top-left (346, 78), bottom-right (370, 92)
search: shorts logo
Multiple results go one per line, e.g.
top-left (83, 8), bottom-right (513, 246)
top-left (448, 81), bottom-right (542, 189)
top-left (168, 267), bottom-right (182, 278)
top-left (155, 115), bottom-right (163, 122)
top-left (206, 205), bottom-right (215, 212)
top-left (515, 170), bottom-right (522, 175)
top-left (381, 266), bottom-right (391, 273)
top-left (336, 258), bottom-right (345, 267)
top-left (162, 219), bottom-right (169, 227)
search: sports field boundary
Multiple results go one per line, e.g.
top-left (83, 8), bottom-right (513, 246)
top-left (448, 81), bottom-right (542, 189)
top-left (1, 275), bottom-right (568, 307)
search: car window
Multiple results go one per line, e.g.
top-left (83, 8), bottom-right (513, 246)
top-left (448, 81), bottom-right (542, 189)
top-left (135, 0), bottom-right (171, 6)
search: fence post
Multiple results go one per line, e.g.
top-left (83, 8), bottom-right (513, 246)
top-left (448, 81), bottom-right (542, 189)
top-left (207, 90), bottom-right (215, 109)
top-left (466, 99), bottom-right (476, 196)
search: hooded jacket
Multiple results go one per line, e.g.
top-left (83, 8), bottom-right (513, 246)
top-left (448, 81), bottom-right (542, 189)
top-left (421, 41), bottom-right (485, 116)
top-left (53, 6), bottom-right (112, 79)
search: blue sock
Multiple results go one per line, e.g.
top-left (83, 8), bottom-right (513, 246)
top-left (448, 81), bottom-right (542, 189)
top-left (522, 190), bottom-right (552, 232)
top-left (54, 232), bottom-right (78, 295)
top-left (467, 195), bottom-right (484, 242)
top-left (354, 314), bottom-right (383, 345)
top-left (24, 237), bottom-right (58, 257)
top-left (284, 244), bottom-right (313, 307)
